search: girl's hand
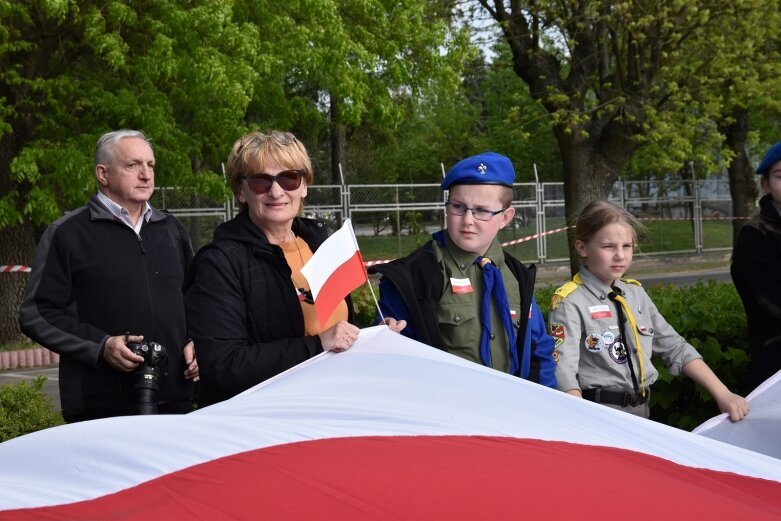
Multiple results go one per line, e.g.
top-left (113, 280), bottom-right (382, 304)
top-left (715, 392), bottom-right (750, 422)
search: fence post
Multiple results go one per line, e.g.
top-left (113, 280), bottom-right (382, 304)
top-left (395, 186), bottom-right (402, 257)
top-left (339, 163), bottom-right (349, 222)
top-left (533, 164), bottom-right (546, 263)
top-left (693, 162), bottom-right (703, 253)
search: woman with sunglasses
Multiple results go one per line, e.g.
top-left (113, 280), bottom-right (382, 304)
top-left (184, 131), bottom-right (402, 407)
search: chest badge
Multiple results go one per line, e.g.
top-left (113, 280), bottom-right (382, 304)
top-left (589, 305), bottom-right (612, 319)
top-left (584, 334), bottom-right (605, 353)
top-left (609, 341), bottom-right (629, 364)
top-left (450, 277), bottom-right (473, 294)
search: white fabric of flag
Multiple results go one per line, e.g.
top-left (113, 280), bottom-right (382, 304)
top-left (0, 327), bottom-right (779, 519)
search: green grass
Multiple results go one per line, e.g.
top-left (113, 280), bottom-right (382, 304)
top-left (357, 218), bottom-right (734, 263)
top-left (0, 341), bottom-right (37, 353)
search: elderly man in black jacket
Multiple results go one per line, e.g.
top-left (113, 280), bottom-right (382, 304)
top-left (20, 130), bottom-right (198, 422)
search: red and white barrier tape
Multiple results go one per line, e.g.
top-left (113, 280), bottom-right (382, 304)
top-left (362, 227), bottom-right (571, 267)
top-left (500, 226), bottom-right (571, 247)
top-left (0, 265), bottom-right (31, 273)
top-left (637, 216), bottom-right (750, 221)
top-left (5, 216), bottom-right (749, 272)
top-left (364, 260), bottom-right (392, 267)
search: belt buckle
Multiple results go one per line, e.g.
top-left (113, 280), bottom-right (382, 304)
top-left (626, 392), bottom-right (643, 407)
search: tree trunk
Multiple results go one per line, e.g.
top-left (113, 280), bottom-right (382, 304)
top-left (556, 127), bottom-right (634, 276)
top-left (0, 223), bottom-right (36, 344)
top-left (0, 127), bottom-right (36, 344)
top-left (330, 94), bottom-right (346, 186)
top-left (720, 108), bottom-right (757, 242)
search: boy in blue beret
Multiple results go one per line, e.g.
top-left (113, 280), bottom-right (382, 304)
top-left (369, 152), bottom-right (556, 387)
top-left (731, 141), bottom-right (781, 391)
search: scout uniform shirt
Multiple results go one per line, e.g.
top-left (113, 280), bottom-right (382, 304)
top-left (549, 266), bottom-right (701, 394)
top-left (435, 233), bottom-right (522, 373)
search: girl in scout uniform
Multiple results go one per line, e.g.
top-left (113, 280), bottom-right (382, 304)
top-left (549, 200), bottom-right (749, 420)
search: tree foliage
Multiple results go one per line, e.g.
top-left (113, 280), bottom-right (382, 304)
top-left (0, 0), bottom-right (469, 342)
top-left (472, 0), bottom-right (779, 271)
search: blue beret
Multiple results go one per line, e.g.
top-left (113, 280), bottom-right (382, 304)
top-left (441, 152), bottom-right (515, 190)
top-left (757, 141), bottom-right (781, 176)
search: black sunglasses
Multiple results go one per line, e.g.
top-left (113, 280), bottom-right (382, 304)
top-left (239, 169), bottom-right (304, 194)
top-left (297, 287), bottom-right (314, 304)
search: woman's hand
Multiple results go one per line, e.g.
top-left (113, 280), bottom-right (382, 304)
top-left (318, 321), bottom-right (361, 353)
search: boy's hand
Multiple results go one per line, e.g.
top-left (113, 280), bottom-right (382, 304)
top-left (382, 317), bottom-right (407, 333)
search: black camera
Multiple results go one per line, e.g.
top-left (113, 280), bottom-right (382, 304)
top-left (127, 341), bottom-right (168, 415)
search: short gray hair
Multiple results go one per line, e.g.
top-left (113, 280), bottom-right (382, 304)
top-left (94, 130), bottom-right (152, 167)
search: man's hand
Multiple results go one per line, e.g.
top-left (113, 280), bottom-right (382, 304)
top-left (183, 340), bottom-right (199, 382)
top-left (102, 334), bottom-right (145, 372)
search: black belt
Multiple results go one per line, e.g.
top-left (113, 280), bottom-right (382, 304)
top-left (582, 388), bottom-right (649, 407)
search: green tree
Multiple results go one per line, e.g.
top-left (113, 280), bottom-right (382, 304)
top-left (235, 0), bottom-right (471, 184)
top-left (472, 1), bottom-right (776, 272)
top-left (0, 1), bottom-right (470, 343)
top-left (480, 42), bottom-right (560, 182)
top-left (0, 1), bottom-right (263, 342)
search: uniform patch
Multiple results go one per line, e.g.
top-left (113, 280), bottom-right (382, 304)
top-left (602, 331), bottom-right (615, 345)
top-left (550, 323), bottom-right (565, 348)
top-left (589, 305), bottom-right (612, 319)
top-left (609, 341), bottom-right (629, 364)
top-left (450, 277), bottom-right (473, 294)
top-left (584, 334), bottom-right (605, 353)
top-left (552, 350), bottom-right (560, 364)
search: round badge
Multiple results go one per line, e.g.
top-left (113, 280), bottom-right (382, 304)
top-left (584, 334), bottom-right (605, 353)
top-left (602, 331), bottom-right (615, 345)
top-left (609, 341), bottom-right (629, 364)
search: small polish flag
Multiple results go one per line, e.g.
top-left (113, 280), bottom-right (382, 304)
top-left (301, 219), bottom-right (368, 328)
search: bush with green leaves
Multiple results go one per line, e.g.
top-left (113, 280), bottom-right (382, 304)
top-left (0, 377), bottom-right (64, 442)
top-left (351, 282), bottom-right (381, 328)
top-left (645, 281), bottom-right (749, 430)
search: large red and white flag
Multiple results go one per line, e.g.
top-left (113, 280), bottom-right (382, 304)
top-left (1, 326), bottom-right (780, 520)
top-left (301, 218), bottom-right (368, 328)
top-left (695, 369), bottom-right (781, 459)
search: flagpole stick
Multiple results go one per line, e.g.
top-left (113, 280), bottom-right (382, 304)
top-left (365, 278), bottom-right (386, 324)
top-left (347, 218), bottom-right (387, 325)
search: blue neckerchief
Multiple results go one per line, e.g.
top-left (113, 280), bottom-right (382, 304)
top-left (475, 256), bottom-right (519, 374)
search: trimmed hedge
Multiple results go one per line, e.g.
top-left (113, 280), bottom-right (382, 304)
top-left (0, 376), bottom-right (64, 442)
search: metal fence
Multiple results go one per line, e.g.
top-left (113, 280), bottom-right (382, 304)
top-left (151, 176), bottom-right (741, 264)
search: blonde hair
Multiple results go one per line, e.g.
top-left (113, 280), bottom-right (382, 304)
top-left (574, 200), bottom-right (645, 245)
top-left (227, 131), bottom-right (313, 213)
